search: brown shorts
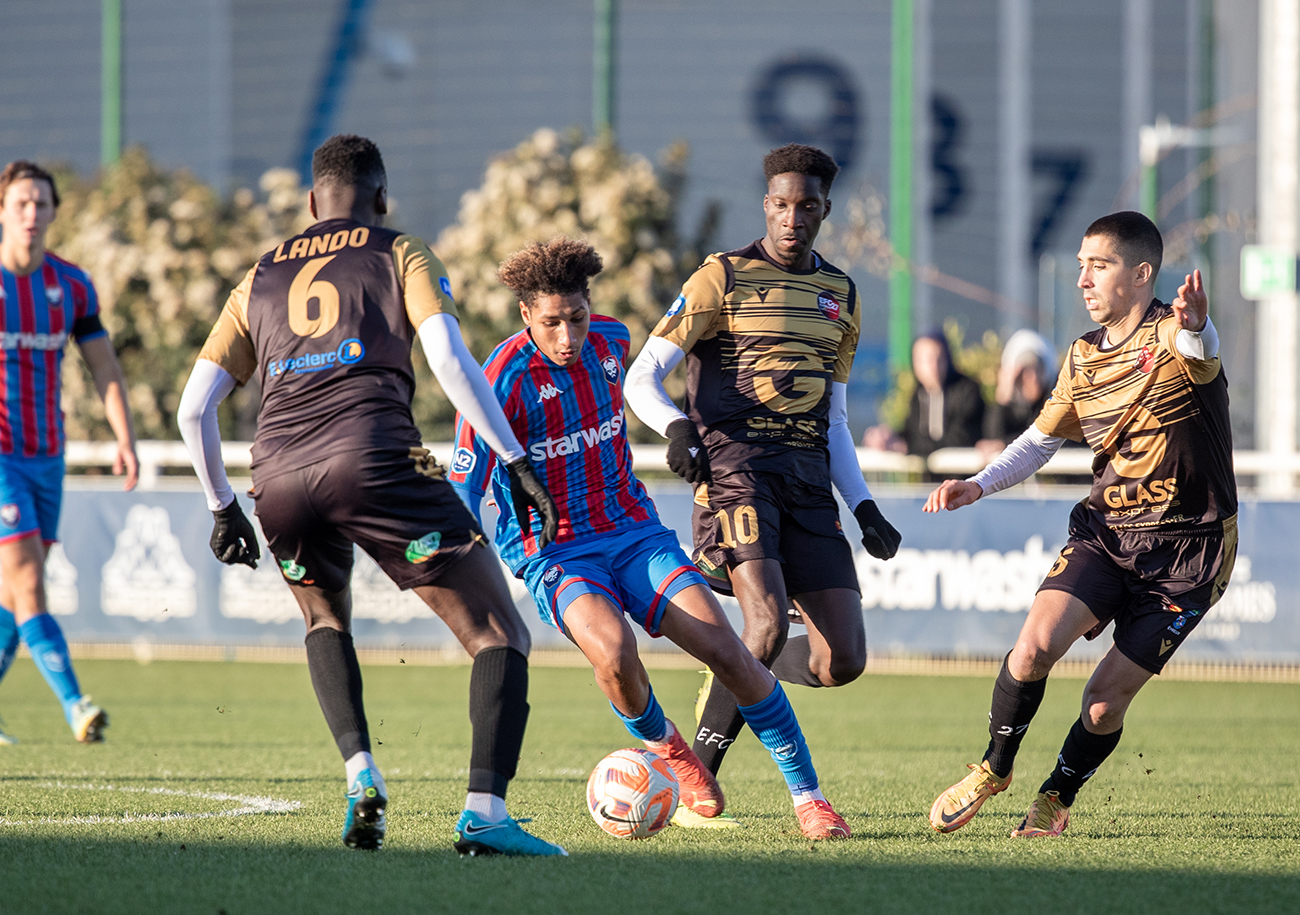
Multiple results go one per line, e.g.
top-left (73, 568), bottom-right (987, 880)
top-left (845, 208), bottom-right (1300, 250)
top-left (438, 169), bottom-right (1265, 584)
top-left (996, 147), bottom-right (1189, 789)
top-left (1039, 500), bottom-right (1238, 673)
top-left (691, 471), bottom-right (859, 597)
top-left (252, 447), bottom-right (484, 593)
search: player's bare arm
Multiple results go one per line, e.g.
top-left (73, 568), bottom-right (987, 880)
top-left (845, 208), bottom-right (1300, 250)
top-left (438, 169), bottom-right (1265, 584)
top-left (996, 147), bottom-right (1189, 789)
top-left (78, 335), bottom-right (139, 490)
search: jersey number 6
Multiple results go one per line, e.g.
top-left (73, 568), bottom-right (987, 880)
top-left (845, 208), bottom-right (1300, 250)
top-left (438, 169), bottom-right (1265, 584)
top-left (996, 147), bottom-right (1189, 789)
top-left (289, 255), bottom-right (341, 338)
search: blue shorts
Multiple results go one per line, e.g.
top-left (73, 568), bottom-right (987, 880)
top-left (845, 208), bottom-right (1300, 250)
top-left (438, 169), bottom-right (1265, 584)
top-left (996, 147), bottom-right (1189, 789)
top-left (0, 454), bottom-right (64, 544)
top-left (523, 524), bottom-right (707, 638)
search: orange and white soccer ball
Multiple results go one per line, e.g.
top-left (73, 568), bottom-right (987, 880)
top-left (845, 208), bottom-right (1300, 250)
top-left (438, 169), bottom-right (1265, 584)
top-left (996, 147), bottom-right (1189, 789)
top-left (586, 748), bottom-right (679, 839)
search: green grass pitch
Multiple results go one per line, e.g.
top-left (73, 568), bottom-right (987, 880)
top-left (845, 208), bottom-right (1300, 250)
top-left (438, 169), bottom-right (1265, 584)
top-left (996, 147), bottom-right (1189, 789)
top-left (1, 658), bottom-right (1297, 914)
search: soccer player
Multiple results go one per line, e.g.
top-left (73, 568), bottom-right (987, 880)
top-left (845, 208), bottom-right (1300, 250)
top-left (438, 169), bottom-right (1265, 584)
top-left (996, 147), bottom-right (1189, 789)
top-left (925, 212), bottom-right (1234, 837)
top-left (178, 135), bottom-right (565, 856)
top-left (0, 160), bottom-right (138, 745)
top-left (623, 144), bottom-right (901, 822)
top-left (450, 237), bottom-right (852, 840)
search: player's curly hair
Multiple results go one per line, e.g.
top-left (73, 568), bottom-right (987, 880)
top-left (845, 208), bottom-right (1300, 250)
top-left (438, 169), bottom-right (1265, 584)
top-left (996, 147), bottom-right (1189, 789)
top-left (498, 236), bottom-right (604, 305)
top-left (0, 160), bottom-right (60, 208)
top-left (1085, 211), bottom-right (1163, 277)
top-left (762, 144), bottom-right (839, 194)
top-left (311, 134), bottom-right (386, 189)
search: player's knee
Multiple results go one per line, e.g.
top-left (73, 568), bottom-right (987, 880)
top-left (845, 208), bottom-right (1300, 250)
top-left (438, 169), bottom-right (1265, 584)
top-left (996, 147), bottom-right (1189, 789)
top-left (1082, 688), bottom-right (1128, 732)
top-left (1009, 642), bottom-right (1056, 680)
top-left (823, 652), bottom-right (865, 687)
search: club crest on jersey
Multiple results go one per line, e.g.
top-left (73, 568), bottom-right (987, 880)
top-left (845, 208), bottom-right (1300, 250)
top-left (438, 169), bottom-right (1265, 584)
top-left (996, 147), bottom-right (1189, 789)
top-left (0, 504), bottom-right (19, 528)
top-left (817, 291), bottom-right (840, 321)
top-left (542, 564), bottom-right (563, 587)
top-left (601, 355), bottom-right (620, 384)
top-left (45, 286), bottom-right (63, 305)
top-left (451, 447), bottom-right (476, 474)
top-left (665, 294), bottom-right (686, 318)
top-left (537, 383), bottom-right (564, 402)
top-left (1136, 345), bottom-right (1155, 374)
top-left (439, 276), bottom-right (454, 301)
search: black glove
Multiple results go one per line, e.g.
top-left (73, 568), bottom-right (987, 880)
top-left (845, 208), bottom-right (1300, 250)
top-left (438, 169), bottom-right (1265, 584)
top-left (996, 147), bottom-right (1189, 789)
top-left (210, 499), bottom-right (259, 568)
top-left (854, 499), bottom-right (901, 560)
top-left (665, 419), bottom-right (711, 485)
top-left (505, 457), bottom-right (560, 549)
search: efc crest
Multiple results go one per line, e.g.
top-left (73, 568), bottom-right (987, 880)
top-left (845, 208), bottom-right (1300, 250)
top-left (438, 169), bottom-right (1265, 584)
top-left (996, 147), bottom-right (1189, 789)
top-left (451, 447), bottom-right (475, 474)
top-left (817, 291), bottom-right (840, 321)
top-left (542, 564), bottom-right (563, 587)
top-left (601, 355), bottom-right (620, 384)
top-left (665, 294), bottom-right (686, 318)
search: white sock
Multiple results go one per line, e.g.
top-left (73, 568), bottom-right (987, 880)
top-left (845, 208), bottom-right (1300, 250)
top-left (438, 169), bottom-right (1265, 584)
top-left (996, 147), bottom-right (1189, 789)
top-left (465, 791), bottom-right (508, 822)
top-left (344, 751), bottom-right (386, 796)
top-left (643, 719), bottom-right (675, 750)
top-left (791, 788), bottom-right (826, 808)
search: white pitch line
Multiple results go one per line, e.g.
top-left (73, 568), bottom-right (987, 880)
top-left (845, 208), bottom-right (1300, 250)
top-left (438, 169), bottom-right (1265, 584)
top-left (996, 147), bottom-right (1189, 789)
top-left (0, 781), bottom-right (302, 826)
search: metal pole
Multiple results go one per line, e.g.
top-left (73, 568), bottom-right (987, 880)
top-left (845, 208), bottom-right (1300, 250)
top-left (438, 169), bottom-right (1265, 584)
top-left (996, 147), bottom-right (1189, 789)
top-left (889, 0), bottom-right (914, 370)
top-left (1123, 0), bottom-right (1153, 210)
top-left (998, 0), bottom-right (1031, 330)
top-left (1256, 0), bottom-right (1300, 495)
top-left (593, 0), bottom-right (617, 136)
top-left (101, 0), bottom-right (122, 166)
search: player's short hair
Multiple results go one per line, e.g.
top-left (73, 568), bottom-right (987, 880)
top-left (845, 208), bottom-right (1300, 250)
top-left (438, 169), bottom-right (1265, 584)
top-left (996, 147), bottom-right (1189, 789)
top-left (498, 236), bottom-right (604, 306)
top-left (762, 144), bottom-right (839, 195)
top-left (0, 160), bottom-right (60, 208)
top-left (1084, 211), bottom-right (1163, 277)
top-left (311, 134), bottom-right (386, 190)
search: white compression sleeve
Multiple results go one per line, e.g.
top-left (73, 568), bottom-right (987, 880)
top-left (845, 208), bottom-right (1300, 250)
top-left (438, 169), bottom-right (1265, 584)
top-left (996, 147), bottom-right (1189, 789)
top-left (625, 335), bottom-right (689, 437)
top-left (969, 425), bottom-right (1066, 496)
top-left (828, 382), bottom-right (872, 510)
top-left (417, 314), bottom-right (525, 463)
top-left (1175, 315), bottom-right (1220, 361)
top-left (178, 359), bottom-right (238, 511)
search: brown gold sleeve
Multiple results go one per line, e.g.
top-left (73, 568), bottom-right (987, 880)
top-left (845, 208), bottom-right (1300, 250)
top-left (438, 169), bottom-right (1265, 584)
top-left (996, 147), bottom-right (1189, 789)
top-left (832, 288), bottom-right (863, 383)
top-left (196, 266), bottom-right (259, 384)
top-left (393, 234), bottom-right (459, 328)
top-left (1157, 311), bottom-right (1222, 384)
top-left (649, 256), bottom-right (727, 354)
top-left (1034, 351), bottom-right (1085, 441)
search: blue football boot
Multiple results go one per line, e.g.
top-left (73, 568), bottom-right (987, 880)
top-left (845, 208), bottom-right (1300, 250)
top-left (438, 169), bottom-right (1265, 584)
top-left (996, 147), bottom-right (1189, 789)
top-left (342, 768), bottom-right (387, 850)
top-left (453, 810), bottom-right (568, 857)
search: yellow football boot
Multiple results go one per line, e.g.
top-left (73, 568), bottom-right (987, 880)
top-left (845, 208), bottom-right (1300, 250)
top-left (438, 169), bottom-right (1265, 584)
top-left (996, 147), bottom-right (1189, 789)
top-left (1010, 790), bottom-right (1070, 837)
top-left (928, 761), bottom-right (1012, 833)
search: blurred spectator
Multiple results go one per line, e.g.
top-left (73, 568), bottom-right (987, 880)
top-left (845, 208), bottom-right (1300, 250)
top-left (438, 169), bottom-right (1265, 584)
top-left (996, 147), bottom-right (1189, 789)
top-left (863, 331), bottom-right (984, 457)
top-left (976, 329), bottom-right (1057, 461)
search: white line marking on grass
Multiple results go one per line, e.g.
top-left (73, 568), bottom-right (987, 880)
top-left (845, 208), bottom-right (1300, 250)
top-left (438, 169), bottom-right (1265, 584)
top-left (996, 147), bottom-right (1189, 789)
top-left (0, 781), bottom-right (302, 826)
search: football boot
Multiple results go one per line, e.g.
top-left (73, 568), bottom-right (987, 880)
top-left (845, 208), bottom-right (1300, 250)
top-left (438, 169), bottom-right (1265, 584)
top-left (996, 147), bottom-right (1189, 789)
top-left (928, 761), bottom-right (1012, 833)
top-left (1010, 790), bottom-right (1070, 837)
top-left (70, 696), bottom-right (108, 744)
top-left (342, 768), bottom-right (387, 850)
top-left (647, 721), bottom-right (725, 817)
top-left (795, 799), bottom-right (851, 839)
top-left (453, 810), bottom-right (567, 857)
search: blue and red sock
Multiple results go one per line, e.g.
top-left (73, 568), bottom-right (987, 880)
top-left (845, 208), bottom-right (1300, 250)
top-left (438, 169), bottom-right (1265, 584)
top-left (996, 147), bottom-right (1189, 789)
top-left (19, 613), bottom-right (81, 722)
top-left (738, 682), bottom-right (819, 796)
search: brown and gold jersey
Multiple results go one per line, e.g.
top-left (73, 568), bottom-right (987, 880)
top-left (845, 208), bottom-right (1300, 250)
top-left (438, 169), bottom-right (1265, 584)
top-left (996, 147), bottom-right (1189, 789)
top-left (649, 241), bottom-right (861, 484)
top-left (1035, 300), bottom-right (1236, 531)
top-left (197, 218), bottom-right (456, 478)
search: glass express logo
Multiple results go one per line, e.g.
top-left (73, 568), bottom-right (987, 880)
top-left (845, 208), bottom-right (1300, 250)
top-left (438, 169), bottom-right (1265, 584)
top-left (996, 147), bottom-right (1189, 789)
top-left (267, 338), bottom-right (366, 378)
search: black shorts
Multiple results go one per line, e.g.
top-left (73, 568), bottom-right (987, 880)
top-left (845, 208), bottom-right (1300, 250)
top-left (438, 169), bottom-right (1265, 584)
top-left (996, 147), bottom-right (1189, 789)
top-left (1039, 501), bottom-right (1238, 674)
top-left (252, 447), bottom-right (485, 593)
top-left (691, 471), bottom-right (859, 597)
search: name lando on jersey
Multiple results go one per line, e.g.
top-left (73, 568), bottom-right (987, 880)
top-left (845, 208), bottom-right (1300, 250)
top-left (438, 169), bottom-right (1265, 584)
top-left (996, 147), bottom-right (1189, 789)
top-left (530, 410), bottom-right (624, 462)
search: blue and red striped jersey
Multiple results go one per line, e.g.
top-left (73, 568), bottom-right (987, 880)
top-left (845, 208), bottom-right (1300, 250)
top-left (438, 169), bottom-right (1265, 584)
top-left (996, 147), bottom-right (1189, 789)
top-left (449, 315), bottom-right (658, 574)
top-left (0, 253), bottom-right (106, 457)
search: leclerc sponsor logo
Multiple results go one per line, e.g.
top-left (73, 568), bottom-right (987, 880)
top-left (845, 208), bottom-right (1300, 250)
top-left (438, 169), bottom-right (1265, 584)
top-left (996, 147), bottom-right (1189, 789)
top-left (529, 410), bottom-right (624, 462)
top-left (268, 338), bottom-right (365, 378)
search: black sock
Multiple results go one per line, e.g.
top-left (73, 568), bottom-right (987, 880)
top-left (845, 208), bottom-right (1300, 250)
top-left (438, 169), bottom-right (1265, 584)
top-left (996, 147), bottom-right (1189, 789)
top-left (305, 628), bottom-right (369, 760)
top-left (768, 636), bottom-right (823, 688)
top-left (693, 677), bottom-right (747, 775)
top-left (1040, 717), bottom-right (1123, 806)
top-left (982, 654), bottom-right (1047, 778)
top-left (468, 646), bottom-right (530, 800)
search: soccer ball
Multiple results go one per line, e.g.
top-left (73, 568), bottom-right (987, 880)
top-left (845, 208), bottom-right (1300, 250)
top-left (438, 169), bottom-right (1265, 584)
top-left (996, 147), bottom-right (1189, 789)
top-left (586, 748), bottom-right (679, 839)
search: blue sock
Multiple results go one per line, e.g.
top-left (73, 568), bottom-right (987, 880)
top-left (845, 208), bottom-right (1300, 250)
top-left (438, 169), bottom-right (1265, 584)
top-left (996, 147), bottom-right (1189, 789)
top-left (0, 607), bottom-right (17, 683)
top-left (19, 614), bottom-right (81, 722)
top-left (738, 682), bottom-right (819, 795)
top-left (612, 688), bottom-right (669, 743)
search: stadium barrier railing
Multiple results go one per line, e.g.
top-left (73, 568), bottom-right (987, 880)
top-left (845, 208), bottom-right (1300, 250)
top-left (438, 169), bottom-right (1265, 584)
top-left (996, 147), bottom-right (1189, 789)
top-left (64, 440), bottom-right (1300, 489)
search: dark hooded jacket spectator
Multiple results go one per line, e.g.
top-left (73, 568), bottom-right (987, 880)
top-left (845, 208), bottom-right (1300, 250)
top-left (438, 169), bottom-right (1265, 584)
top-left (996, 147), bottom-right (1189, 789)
top-left (900, 331), bottom-right (985, 458)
